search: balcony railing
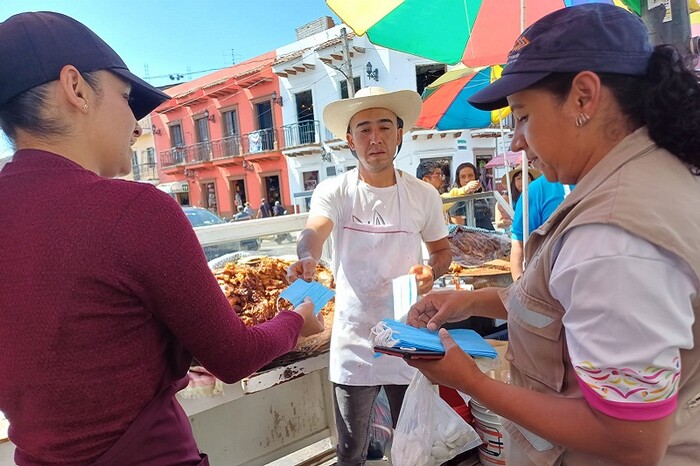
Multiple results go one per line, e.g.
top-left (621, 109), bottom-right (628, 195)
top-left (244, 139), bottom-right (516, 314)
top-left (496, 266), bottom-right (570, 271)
top-left (191, 141), bottom-right (213, 162)
top-left (159, 129), bottom-right (279, 168)
top-left (242, 128), bottom-right (276, 154)
top-left (282, 120), bottom-right (320, 148)
top-left (324, 127), bottom-right (339, 141)
top-left (131, 162), bottom-right (158, 181)
top-left (211, 134), bottom-right (241, 159)
top-left (160, 147), bottom-right (187, 168)
top-left (159, 142), bottom-right (211, 168)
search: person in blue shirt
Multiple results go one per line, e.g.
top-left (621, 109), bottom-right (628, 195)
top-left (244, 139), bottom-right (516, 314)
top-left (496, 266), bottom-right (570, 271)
top-left (510, 176), bottom-right (572, 279)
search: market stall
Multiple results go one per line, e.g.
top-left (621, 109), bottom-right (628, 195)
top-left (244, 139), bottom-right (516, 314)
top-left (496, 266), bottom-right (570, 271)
top-left (180, 254), bottom-right (337, 465)
top-left (180, 352), bottom-right (336, 465)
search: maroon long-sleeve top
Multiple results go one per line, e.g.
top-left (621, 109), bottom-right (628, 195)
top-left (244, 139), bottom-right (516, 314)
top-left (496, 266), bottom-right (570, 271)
top-left (0, 150), bottom-right (302, 464)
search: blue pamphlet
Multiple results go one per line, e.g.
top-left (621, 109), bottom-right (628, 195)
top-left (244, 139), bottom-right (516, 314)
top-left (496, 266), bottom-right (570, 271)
top-left (371, 319), bottom-right (498, 359)
top-left (279, 279), bottom-right (335, 315)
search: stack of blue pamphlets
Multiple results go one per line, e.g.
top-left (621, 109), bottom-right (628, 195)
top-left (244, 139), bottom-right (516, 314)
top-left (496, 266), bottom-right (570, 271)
top-left (372, 319), bottom-right (498, 358)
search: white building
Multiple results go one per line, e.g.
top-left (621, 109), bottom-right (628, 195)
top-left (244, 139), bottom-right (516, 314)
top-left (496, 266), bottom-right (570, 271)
top-left (273, 20), bottom-right (511, 212)
top-left (122, 114), bottom-right (159, 185)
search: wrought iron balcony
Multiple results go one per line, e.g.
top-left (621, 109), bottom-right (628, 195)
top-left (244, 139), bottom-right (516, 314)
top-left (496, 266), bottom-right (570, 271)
top-left (160, 146), bottom-right (188, 168)
top-left (282, 120), bottom-right (320, 148)
top-left (324, 127), bottom-right (339, 141)
top-left (159, 129), bottom-right (280, 168)
top-left (241, 128), bottom-right (277, 154)
top-left (211, 134), bottom-right (242, 159)
top-left (159, 142), bottom-right (212, 168)
top-left (131, 162), bottom-right (158, 181)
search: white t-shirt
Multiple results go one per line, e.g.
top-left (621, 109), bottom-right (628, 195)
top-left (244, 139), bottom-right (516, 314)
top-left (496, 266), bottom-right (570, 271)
top-left (309, 169), bottom-right (447, 272)
top-left (549, 223), bottom-right (697, 421)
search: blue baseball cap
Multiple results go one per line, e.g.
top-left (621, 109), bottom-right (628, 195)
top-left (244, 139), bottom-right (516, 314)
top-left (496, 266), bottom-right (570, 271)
top-left (469, 3), bottom-right (653, 111)
top-left (0, 11), bottom-right (169, 119)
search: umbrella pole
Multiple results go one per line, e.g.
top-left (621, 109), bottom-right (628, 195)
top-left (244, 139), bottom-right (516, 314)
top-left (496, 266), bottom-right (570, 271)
top-left (499, 116), bottom-right (513, 206)
top-left (519, 0), bottom-right (529, 272)
top-left (521, 150), bottom-right (529, 270)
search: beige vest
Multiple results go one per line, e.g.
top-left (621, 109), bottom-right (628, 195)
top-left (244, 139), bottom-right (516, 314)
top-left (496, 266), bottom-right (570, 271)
top-left (501, 128), bottom-right (700, 466)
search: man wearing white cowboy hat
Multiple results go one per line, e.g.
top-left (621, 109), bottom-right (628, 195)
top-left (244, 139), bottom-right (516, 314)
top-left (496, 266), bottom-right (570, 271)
top-left (288, 86), bottom-right (452, 464)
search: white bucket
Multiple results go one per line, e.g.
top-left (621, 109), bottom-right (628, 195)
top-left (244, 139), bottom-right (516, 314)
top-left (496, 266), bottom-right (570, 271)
top-left (470, 398), bottom-right (506, 466)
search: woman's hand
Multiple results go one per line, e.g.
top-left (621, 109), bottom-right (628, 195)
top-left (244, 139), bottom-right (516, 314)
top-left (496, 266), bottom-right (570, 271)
top-left (409, 264), bottom-right (435, 295)
top-left (293, 297), bottom-right (325, 337)
top-left (407, 329), bottom-right (486, 393)
top-left (464, 180), bottom-right (481, 193)
top-left (407, 289), bottom-right (472, 331)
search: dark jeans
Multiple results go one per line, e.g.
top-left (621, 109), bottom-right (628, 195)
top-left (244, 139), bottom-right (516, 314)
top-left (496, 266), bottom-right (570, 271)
top-left (332, 383), bottom-right (408, 466)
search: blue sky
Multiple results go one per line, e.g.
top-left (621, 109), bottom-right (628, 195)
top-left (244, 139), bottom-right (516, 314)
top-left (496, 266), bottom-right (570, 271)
top-left (0, 0), bottom-right (340, 156)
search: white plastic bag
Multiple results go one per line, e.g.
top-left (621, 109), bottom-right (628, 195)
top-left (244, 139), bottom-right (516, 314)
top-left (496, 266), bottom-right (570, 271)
top-left (391, 372), bottom-right (482, 466)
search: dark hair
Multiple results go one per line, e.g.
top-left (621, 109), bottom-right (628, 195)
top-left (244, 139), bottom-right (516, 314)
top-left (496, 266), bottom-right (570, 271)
top-left (455, 162), bottom-right (479, 188)
top-left (531, 45), bottom-right (700, 174)
top-left (416, 159), bottom-right (443, 180)
top-left (0, 72), bottom-right (102, 145)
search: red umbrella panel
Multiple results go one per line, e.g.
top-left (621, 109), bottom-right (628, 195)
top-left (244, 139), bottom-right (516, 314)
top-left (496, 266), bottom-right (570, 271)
top-left (461, 0), bottom-right (569, 67)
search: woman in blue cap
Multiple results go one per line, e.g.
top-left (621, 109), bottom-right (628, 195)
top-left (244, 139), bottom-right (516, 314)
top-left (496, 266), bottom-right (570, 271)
top-left (0, 11), bottom-right (323, 465)
top-left (408, 4), bottom-right (700, 465)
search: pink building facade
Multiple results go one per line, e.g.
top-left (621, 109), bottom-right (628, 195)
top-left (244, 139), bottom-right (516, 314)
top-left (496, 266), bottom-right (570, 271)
top-left (152, 52), bottom-right (290, 219)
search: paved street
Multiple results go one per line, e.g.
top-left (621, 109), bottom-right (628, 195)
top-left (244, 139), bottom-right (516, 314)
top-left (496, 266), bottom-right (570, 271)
top-left (257, 233), bottom-right (298, 258)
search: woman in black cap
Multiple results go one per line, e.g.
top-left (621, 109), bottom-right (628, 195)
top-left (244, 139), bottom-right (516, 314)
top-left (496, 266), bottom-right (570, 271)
top-left (408, 4), bottom-right (700, 465)
top-left (0, 11), bottom-right (323, 465)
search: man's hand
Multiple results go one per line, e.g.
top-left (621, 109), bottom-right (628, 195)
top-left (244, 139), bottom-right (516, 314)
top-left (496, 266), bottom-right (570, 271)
top-left (293, 297), bottom-right (325, 337)
top-left (409, 264), bottom-right (434, 295)
top-left (407, 289), bottom-right (471, 331)
top-left (287, 257), bottom-right (317, 283)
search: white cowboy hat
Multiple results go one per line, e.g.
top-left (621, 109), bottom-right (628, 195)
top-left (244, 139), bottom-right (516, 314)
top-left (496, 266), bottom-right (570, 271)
top-left (323, 86), bottom-right (423, 139)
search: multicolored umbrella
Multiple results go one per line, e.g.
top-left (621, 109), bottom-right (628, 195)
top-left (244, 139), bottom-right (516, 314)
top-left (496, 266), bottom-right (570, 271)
top-left (416, 67), bottom-right (492, 130)
top-left (326, 0), bottom-right (640, 66)
top-left (417, 65), bottom-right (510, 130)
top-left (692, 11), bottom-right (700, 36)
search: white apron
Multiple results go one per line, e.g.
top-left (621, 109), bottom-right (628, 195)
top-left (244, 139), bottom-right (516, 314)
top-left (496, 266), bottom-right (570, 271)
top-left (330, 169), bottom-right (421, 386)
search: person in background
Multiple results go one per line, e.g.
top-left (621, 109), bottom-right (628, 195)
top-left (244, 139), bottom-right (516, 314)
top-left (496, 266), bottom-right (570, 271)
top-left (256, 197), bottom-right (271, 218)
top-left (418, 160), bottom-right (493, 226)
top-left (272, 201), bottom-right (292, 243)
top-left (447, 162), bottom-right (495, 230)
top-left (287, 87), bottom-right (452, 465)
top-left (408, 4), bottom-right (700, 465)
top-left (509, 175), bottom-right (571, 280)
top-left (494, 165), bottom-right (540, 230)
top-left (232, 205), bottom-right (252, 221)
top-left (272, 200), bottom-right (286, 216)
top-left (416, 159), bottom-right (446, 192)
top-left (0, 12), bottom-right (323, 465)
top-left (243, 201), bottom-right (255, 217)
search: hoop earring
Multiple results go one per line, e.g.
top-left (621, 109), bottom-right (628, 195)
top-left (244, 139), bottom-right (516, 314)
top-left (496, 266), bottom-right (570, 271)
top-left (575, 112), bottom-right (591, 127)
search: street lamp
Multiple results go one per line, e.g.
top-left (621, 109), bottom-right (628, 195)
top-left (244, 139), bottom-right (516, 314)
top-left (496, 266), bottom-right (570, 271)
top-left (366, 62), bottom-right (379, 81)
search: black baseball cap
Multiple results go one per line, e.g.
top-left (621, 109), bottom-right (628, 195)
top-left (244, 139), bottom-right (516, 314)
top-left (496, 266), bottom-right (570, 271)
top-left (469, 4), bottom-right (653, 111)
top-left (0, 11), bottom-right (170, 119)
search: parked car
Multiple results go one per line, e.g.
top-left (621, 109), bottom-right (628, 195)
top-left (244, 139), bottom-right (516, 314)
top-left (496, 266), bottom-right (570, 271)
top-left (182, 207), bottom-right (260, 261)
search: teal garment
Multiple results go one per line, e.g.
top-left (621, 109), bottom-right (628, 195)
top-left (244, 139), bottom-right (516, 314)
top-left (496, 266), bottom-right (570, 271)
top-left (511, 177), bottom-right (574, 241)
